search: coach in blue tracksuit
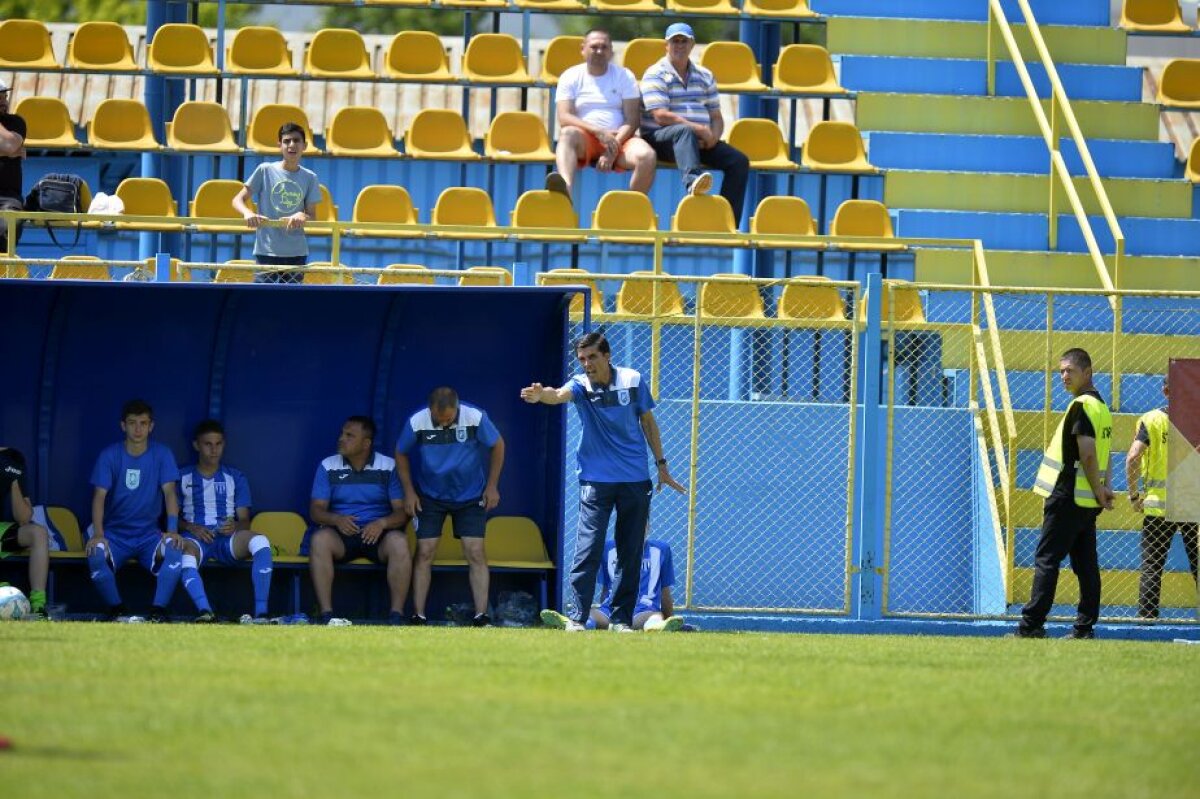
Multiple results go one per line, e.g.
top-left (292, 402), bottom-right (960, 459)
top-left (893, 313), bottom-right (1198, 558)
top-left (521, 332), bottom-right (686, 632)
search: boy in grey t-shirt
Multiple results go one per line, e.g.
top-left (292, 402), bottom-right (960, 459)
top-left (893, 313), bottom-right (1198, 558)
top-left (233, 122), bottom-right (321, 284)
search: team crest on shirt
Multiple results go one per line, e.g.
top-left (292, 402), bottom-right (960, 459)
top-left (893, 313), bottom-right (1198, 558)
top-left (455, 427), bottom-right (467, 443)
top-left (124, 469), bottom-right (141, 490)
top-left (617, 389), bottom-right (630, 406)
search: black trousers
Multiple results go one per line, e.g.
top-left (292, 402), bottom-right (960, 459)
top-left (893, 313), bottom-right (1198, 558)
top-left (1137, 516), bottom-right (1200, 618)
top-left (1021, 497), bottom-right (1102, 633)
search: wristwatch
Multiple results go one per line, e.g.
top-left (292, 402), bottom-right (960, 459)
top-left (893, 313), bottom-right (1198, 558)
top-left (656, 458), bottom-right (668, 466)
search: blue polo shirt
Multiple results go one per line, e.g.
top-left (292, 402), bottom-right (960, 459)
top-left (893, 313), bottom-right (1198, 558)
top-left (640, 56), bottom-right (720, 131)
top-left (568, 366), bottom-right (656, 483)
top-left (395, 402), bottom-right (501, 503)
top-left (179, 464), bottom-right (252, 528)
top-left (311, 452), bottom-right (402, 524)
top-left (598, 538), bottom-right (675, 616)
top-left (90, 441), bottom-right (180, 540)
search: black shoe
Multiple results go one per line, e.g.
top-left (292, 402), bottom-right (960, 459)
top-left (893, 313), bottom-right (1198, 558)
top-left (1008, 626), bottom-right (1046, 639)
top-left (146, 606), bottom-right (170, 624)
top-left (193, 610), bottom-right (217, 624)
top-left (471, 613), bottom-right (491, 627)
top-left (388, 611), bottom-right (406, 626)
top-left (409, 614), bottom-right (428, 626)
top-left (103, 604), bottom-right (129, 622)
top-left (1066, 628), bottom-right (1095, 640)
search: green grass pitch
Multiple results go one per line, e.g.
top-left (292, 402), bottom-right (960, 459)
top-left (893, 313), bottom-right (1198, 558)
top-left (1, 624), bottom-right (1197, 798)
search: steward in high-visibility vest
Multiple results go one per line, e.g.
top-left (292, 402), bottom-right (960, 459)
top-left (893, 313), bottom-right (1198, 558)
top-left (1017, 348), bottom-right (1114, 640)
top-left (1125, 380), bottom-right (1200, 620)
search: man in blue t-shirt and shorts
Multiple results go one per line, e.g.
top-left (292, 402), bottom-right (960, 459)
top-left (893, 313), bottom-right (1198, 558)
top-left (521, 332), bottom-right (686, 632)
top-left (178, 419), bottom-right (274, 624)
top-left (307, 416), bottom-right (410, 625)
top-left (591, 538), bottom-right (685, 632)
top-left (396, 386), bottom-right (506, 627)
top-left (86, 399), bottom-right (190, 623)
top-left (232, 122), bottom-right (321, 285)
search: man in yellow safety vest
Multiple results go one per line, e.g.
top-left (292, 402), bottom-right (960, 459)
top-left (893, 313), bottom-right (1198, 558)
top-left (1015, 348), bottom-right (1114, 639)
top-left (1124, 377), bottom-right (1199, 620)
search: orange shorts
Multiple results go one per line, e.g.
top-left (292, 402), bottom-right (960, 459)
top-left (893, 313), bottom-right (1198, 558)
top-left (578, 130), bottom-right (635, 172)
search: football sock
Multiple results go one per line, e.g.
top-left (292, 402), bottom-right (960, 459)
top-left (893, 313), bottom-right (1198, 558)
top-left (248, 535), bottom-right (273, 617)
top-left (29, 590), bottom-right (46, 612)
top-left (180, 554), bottom-right (211, 613)
top-left (152, 544), bottom-right (184, 608)
top-left (87, 545), bottom-right (121, 607)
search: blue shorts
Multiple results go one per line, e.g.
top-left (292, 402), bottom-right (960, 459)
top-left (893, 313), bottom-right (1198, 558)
top-left (182, 533), bottom-right (240, 566)
top-left (91, 531), bottom-right (166, 574)
top-left (415, 496), bottom-right (486, 540)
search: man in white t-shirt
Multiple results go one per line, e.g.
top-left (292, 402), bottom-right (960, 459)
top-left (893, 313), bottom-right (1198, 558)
top-left (546, 29), bottom-right (656, 205)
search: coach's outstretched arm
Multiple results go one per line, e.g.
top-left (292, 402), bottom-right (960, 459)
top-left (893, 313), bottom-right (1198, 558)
top-left (520, 383), bottom-right (572, 405)
top-left (639, 410), bottom-right (686, 494)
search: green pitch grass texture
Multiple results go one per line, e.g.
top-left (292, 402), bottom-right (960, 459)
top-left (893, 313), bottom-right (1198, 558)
top-left (1, 625), bottom-right (1196, 798)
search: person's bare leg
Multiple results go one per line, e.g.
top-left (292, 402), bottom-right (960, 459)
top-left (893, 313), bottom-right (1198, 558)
top-left (620, 138), bottom-right (657, 194)
top-left (411, 537), bottom-right (438, 617)
top-left (379, 531), bottom-right (413, 615)
top-left (461, 537), bottom-right (489, 616)
top-left (308, 528), bottom-right (345, 614)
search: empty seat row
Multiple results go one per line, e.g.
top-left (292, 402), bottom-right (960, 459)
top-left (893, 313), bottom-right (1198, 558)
top-left (1120, 0), bottom-right (1199, 33)
top-left (19, 97), bottom-right (875, 174)
top-left (0, 21), bottom-right (843, 98)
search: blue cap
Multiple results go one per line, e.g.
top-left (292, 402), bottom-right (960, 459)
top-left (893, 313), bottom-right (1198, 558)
top-left (664, 22), bottom-right (695, 40)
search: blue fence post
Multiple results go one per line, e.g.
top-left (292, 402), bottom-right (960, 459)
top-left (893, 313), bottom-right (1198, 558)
top-left (851, 271), bottom-right (885, 619)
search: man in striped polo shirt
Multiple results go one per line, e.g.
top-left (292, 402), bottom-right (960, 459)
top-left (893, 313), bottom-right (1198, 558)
top-left (639, 22), bottom-right (750, 220)
top-left (396, 387), bottom-right (506, 626)
top-left (522, 332), bottom-right (686, 632)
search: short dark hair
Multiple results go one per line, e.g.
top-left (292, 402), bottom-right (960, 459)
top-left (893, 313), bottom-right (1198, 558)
top-left (192, 419), bottom-right (225, 440)
top-left (428, 386), bottom-right (459, 412)
top-left (1060, 348), bottom-right (1092, 371)
top-left (345, 415), bottom-right (375, 441)
top-left (121, 399), bottom-right (153, 420)
top-left (575, 332), bottom-right (610, 355)
top-left (278, 122), bottom-right (306, 143)
top-left (583, 28), bottom-right (612, 42)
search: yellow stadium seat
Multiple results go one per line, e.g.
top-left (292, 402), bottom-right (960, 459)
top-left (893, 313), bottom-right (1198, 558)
top-left (668, 0), bottom-right (736, 14)
top-left (727, 118), bottom-right (798, 171)
top-left (1, 259), bottom-right (29, 279)
top-left (305, 28), bottom-right (375, 79)
top-left (750, 195), bottom-right (823, 249)
top-left (868, 280), bottom-right (926, 323)
top-left (431, 187), bottom-right (500, 239)
top-left (405, 109), bottom-right (479, 160)
top-left (378, 264), bottom-right (436, 285)
top-left (114, 178), bottom-right (181, 232)
top-left (830, 200), bottom-right (905, 252)
top-left (591, 190), bottom-right (659, 244)
top-left (0, 19), bottom-right (59, 69)
top-left (774, 44), bottom-right (847, 95)
top-left (616, 271), bottom-right (686, 317)
top-left (191, 179), bottom-right (253, 233)
top-left (511, 190), bottom-right (584, 241)
top-left (442, 0), bottom-right (506, 7)
top-left (250, 511), bottom-right (307, 562)
top-left (13, 97), bottom-right (80, 149)
top-left (247, 104), bottom-right (322, 155)
top-left (669, 194), bottom-right (741, 246)
top-left (1157, 59), bottom-right (1200, 109)
top-left (700, 42), bottom-right (767, 92)
top-left (592, 0), bottom-right (663, 13)
top-left (621, 39), bottom-right (666, 81)
top-left (1186, 138), bottom-right (1200, 183)
top-left (699, 273), bottom-right (765, 319)
top-left (326, 106), bottom-right (400, 157)
top-left (778, 278), bottom-right (846, 321)
top-left (227, 26), bottom-right (297, 75)
top-left (541, 268), bottom-right (605, 315)
top-left (303, 262), bottom-right (352, 285)
top-left (147, 23), bottom-right (217, 75)
top-left (484, 517), bottom-right (553, 568)
top-left (350, 185), bottom-right (419, 237)
top-left (67, 21), bottom-right (136, 71)
top-left (87, 99), bottom-right (162, 151)
top-left (743, 0), bottom-right (818, 17)
top-left (166, 101), bottom-right (239, 153)
top-left (364, 0), bottom-right (431, 6)
top-left (485, 112), bottom-right (554, 162)
top-left (147, 256), bottom-right (186, 282)
top-left (1120, 0), bottom-right (1191, 33)
top-left (458, 265), bottom-right (513, 286)
top-left (47, 506), bottom-right (83, 553)
top-left (311, 185), bottom-right (338, 234)
top-left (540, 36), bottom-right (584, 86)
top-left (51, 256), bottom-right (108, 281)
top-left (802, 121), bottom-right (875, 173)
top-left (382, 31), bottom-right (452, 82)
top-left (462, 34), bottom-right (533, 85)
top-left (516, 0), bottom-right (585, 9)
top-left (215, 261), bottom-right (256, 283)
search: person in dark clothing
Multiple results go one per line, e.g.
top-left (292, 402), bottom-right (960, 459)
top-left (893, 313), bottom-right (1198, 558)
top-left (0, 79), bottom-right (27, 254)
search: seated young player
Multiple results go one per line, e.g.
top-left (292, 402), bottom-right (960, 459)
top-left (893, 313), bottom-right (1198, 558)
top-left (0, 446), bottom-right (51, 619)
top-left (178, 420), bottom-right (274, 624)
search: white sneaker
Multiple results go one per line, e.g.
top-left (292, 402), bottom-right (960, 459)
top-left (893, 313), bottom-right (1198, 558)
top-left (645, 616), bottom-right (685, 633)
top-left (326, 617), bottom-right (353, 627)
top-left (688, 172), bottom-right (713, 196)
top-left (118, 615), bottom-right (146, 624)
top-left (239, 614), bottom-right (270, 625)
top-left (541, 609), bottom-right (585, 631)
top-left (609, 623), bottom-right (635, 633)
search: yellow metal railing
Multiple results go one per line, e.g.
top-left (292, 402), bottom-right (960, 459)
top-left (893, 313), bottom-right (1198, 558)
top-left (986, 0), bottom-right (1127, 409)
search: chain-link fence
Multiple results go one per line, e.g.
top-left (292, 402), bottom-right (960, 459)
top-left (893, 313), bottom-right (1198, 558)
top-left (883, 283), bottom-right (1200, 624)
top-left (546, 272), bottom-right (859, 615)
